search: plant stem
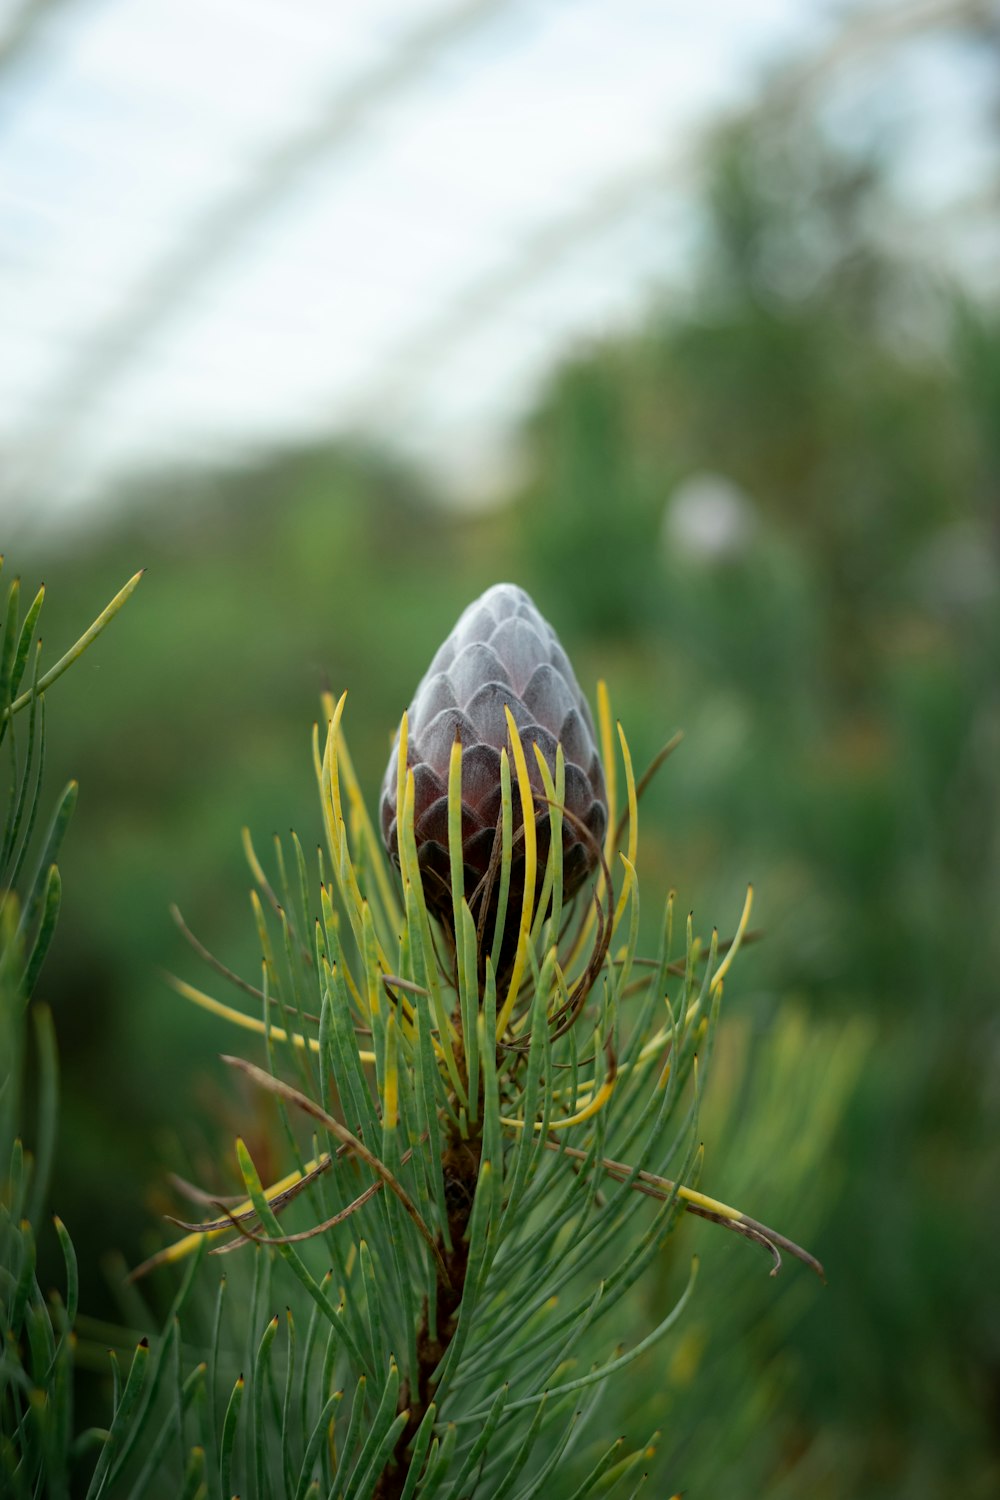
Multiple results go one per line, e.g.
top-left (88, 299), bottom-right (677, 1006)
top-left (374, 1131), bottom-right (482, 1499)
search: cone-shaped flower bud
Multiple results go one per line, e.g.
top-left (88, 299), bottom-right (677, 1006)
top-left (380, 584), bottom-right (607, 968)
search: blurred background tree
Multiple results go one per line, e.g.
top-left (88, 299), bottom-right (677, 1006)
top-left (4, 1), bottom-right (999, 1493)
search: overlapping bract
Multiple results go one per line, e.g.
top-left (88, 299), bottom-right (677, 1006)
top-left (379, 584), bottom-right (607, 957)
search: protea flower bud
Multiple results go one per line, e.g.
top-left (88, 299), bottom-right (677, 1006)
top-left (380, 584), bottom-right (607, 968)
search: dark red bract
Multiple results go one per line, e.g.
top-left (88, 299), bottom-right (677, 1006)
top-left (380, 584), bottom-right (607, 968)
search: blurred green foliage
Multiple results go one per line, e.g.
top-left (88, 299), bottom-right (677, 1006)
top-left (1, 564), bottom-right (145, 1497)
top-left (17, 120), bottom-right (1000, 1495)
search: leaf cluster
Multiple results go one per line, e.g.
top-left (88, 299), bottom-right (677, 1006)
top-left (1, 563), bottom-right (141, 1498)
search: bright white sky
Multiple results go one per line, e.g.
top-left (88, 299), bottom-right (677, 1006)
top-left (0, 0), bottom-right (996, 535)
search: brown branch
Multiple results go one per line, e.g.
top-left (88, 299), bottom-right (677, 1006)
top-left (540, 1139), bottom-right (825, 1281)
top-left (210, 1139), bottom-right (423, 1251)
top-left (222, 1055), bottom-right (452, 1288)
top-left (374, 1133), bottom-right (482, 1500)
top-left (208, 1178), bottom-right (386, 1253)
